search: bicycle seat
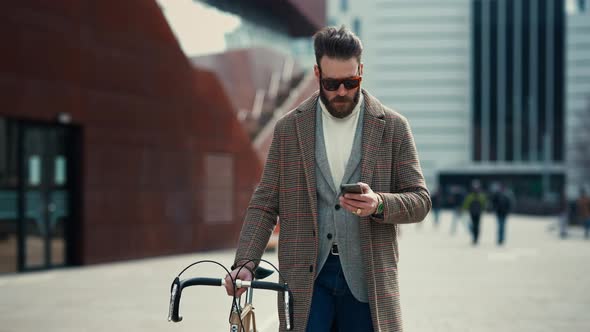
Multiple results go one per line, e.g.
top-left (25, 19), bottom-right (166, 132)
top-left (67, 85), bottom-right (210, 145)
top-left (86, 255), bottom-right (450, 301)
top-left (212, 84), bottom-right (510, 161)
top-left (254, 266), bottom-right (274, 280)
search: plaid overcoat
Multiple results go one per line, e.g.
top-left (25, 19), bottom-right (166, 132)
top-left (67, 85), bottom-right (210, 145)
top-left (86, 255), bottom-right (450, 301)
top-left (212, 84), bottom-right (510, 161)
top-left (234, 90), bottom-right (431, 331)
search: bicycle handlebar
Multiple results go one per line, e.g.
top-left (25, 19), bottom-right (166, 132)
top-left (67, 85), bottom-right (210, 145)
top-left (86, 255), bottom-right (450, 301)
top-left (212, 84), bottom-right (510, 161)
top-left (168, 276), bottom-right (293, 330)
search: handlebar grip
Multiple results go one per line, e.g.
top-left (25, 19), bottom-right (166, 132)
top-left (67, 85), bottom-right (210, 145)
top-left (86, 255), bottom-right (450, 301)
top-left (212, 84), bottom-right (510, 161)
top-left (168, 277), bottom-right (183, 322)
top-left (181, 277), bottom-right (224, 288)
top-left (249, 280), bottom-right (286, 292)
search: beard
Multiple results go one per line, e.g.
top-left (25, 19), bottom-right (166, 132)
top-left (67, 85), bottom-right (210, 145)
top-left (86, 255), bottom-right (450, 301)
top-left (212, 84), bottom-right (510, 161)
top-left (319, 86), bottom-right (361, 119)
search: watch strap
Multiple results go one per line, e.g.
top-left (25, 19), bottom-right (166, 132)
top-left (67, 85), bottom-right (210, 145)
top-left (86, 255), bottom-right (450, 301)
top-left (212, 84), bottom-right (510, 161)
top-left (373, 193), bottom-right (384, 217)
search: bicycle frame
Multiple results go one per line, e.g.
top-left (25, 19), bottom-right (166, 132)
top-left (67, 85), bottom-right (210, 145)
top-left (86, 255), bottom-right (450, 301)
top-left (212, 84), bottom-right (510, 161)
top-left (233, 285), bottom-right (257, 331)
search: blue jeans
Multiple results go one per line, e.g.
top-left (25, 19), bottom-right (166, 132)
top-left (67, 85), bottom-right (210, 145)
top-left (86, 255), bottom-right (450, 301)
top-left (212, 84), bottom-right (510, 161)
top-left (306, 254), bottom-right (373, 332)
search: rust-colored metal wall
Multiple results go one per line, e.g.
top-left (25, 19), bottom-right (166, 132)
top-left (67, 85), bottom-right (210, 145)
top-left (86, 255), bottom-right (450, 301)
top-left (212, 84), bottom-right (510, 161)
top-left (0, 1), bottom-right (262, 265)
top-left (192, 47), bottom-right (303, 115)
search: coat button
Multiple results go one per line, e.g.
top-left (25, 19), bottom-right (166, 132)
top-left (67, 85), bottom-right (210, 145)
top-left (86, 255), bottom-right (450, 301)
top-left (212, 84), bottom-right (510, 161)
top-left (335, 204), bottom-right (341, 210)
top-left (327, 233), bottom-right (333, 239)
top-left (309, 265), bottom-right (314, 273)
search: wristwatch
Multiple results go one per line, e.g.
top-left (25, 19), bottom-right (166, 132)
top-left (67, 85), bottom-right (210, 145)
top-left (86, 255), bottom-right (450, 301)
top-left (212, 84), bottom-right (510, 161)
top-left (373, 193), bottom-right (384, 217)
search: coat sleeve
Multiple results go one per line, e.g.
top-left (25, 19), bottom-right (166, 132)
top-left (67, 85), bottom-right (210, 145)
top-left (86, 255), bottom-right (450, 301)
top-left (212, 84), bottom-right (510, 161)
top-left (233, 122), bottom-right (282, 268)
top-left (378, 115), bottom-right (431, 224)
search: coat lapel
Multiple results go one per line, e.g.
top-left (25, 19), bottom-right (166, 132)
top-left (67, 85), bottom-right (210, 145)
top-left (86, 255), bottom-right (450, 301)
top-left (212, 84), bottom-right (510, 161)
top-left (340, 98), bottom-right (365, 186)
top-left (295, 92), bottom-right (320, 223)
top-left (359, 90), bottom-right (386, 189)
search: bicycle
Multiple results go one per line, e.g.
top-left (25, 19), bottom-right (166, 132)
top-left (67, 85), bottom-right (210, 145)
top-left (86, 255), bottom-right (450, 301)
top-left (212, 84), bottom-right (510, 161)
top-left (168, 259), bottom-right (293, 332)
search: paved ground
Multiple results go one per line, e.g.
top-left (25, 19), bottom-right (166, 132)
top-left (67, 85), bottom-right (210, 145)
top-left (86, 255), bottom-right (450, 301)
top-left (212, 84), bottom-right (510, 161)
top-left (400, 212), bottom-right (590, 332)
top-left (0, 211), bottom-right (589, 331)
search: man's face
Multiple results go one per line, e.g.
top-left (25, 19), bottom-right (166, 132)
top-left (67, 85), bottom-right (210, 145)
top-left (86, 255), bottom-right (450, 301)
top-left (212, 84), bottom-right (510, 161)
top-left (314, 56), bottom-right (363, 119)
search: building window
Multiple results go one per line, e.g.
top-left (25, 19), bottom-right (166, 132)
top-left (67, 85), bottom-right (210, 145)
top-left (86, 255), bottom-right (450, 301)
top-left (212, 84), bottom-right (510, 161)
top-left (353, 17), bottom-right (361, 37)
top-left (204, 153), bottom-right (234, 224)
top-left (341, 0), bottom-right (348, 12)
top-left (471, 0), bottom-right (564, 162)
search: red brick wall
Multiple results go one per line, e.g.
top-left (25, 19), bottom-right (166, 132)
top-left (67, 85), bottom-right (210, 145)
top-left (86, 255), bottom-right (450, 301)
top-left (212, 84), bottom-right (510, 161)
top-left (0, 1), bottom-right (262, 264)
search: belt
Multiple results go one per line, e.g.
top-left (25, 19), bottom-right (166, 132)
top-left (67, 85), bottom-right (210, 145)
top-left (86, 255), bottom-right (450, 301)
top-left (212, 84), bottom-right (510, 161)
top-left (330, 243), bottom-right (339, 256)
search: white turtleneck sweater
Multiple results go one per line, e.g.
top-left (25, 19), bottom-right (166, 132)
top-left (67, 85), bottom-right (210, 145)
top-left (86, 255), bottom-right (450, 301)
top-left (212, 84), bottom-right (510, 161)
top-left (319, 93), bottom-right (364, 189)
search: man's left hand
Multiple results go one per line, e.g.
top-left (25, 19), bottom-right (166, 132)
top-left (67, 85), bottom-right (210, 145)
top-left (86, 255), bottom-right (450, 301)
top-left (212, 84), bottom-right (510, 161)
top-left (339, 182), bottom-right (380, 217)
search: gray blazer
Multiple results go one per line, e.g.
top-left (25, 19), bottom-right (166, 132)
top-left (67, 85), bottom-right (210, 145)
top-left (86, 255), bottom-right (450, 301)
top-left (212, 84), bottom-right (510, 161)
top-left (315, 100), bottom-right (367, 302)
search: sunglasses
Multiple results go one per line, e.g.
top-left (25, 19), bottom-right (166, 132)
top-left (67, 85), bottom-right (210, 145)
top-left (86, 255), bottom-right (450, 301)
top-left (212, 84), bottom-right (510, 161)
top-left (320, 75), bottom-right (362, 91)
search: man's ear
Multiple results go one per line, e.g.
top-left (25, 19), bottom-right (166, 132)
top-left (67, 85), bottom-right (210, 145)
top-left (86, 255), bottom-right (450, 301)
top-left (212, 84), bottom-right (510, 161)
top-left (359, 63), bottom-right (364, 76)
top-left (314, 64), bottom-right (320, 83)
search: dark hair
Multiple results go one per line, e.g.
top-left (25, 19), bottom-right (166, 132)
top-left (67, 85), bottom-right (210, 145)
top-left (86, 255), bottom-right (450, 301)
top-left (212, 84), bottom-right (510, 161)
top-left (313, 25), bottom-right (363, 66)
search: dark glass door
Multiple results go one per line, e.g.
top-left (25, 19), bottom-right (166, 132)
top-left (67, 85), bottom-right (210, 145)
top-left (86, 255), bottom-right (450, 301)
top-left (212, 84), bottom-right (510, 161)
top-left (19, 122), bottom-right (76, 271)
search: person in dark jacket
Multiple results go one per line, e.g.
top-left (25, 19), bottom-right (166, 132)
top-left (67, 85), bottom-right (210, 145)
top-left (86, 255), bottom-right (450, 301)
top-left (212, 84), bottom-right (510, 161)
top-left (492, 183), bottom-right (513, 245)
top-left (576, 188), bottom-right (590, 239)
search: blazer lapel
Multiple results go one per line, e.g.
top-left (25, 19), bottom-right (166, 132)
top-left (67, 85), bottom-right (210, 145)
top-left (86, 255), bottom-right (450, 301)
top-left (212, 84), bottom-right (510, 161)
top-left (295, 92), bottom-right (320, 222)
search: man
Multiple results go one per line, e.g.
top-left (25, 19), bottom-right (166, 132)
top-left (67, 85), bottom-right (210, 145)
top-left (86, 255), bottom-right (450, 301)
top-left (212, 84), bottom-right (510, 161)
top-left (430, 189), bottom-right (442, 227)
top-left (576, 188), bottom-right (590, 239)
top-left (449, 185), bottom-right (468, 235)
top-left (225, 26), bottom-right (431, 332)
top-left (492, 183), bottom-right (512, 245)
top-left (462, 180), bottom-right (487, 245)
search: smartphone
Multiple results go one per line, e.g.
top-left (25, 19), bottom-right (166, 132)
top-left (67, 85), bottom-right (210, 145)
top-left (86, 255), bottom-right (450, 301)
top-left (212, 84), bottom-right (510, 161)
top-left (341, 183), bottom-right (362, 194)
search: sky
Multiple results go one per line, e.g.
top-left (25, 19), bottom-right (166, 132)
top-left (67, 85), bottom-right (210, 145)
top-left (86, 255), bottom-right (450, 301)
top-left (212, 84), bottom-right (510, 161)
top-left (157, 0), bottom-right (241, 56)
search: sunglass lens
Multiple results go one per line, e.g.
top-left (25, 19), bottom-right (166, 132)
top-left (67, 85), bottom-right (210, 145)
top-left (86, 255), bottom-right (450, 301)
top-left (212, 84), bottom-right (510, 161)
top-left (321, 78), bottom-right (360, 91)
top-left (323, 79), bottom-right (339, 91)
top-left (343, 79), bottom-right (359, 89)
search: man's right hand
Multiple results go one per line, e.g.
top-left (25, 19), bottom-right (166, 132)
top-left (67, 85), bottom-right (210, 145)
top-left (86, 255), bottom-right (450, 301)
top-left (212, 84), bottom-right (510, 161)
top-left (224, 266), bottom-right (254, 297)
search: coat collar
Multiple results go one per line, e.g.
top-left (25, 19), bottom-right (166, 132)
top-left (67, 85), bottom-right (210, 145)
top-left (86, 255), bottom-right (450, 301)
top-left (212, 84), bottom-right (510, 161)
top-left (295, 89), bottom-right (385, 123)
top-left (294, 89), bottom-right (386, 216)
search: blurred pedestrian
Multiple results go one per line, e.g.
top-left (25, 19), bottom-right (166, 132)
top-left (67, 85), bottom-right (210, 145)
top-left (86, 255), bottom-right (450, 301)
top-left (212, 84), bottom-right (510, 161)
top-left (558, 193), bottom-right (569, 239)
top-left (492, 183), bottom-right (513, 245)
top-left (430, 189), bottom-right (442, 228)
top-left (462, 180), bottom-right (487, 245)
top-left (449, 186), bottom-right (467, 235)
top-left (575, 188), bottom-right (590, 239)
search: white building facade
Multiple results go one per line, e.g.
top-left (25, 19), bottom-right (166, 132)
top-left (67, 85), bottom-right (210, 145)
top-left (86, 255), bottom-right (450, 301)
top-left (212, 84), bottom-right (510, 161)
top-left (328, 0), bottom-right (472, 193)
top-left (566, 3), bottom-right (590, 197)
top-left (328, 0), bottom-right (584, 213)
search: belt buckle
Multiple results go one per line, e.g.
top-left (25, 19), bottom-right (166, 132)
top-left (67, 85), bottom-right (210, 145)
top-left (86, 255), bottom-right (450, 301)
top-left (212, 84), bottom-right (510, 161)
top-left (330, 244), bottom-right (339, 256)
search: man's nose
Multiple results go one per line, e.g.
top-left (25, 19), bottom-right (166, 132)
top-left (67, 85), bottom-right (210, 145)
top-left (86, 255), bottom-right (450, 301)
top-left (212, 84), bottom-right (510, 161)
top-left (337, 83), bottom-right (348, 96)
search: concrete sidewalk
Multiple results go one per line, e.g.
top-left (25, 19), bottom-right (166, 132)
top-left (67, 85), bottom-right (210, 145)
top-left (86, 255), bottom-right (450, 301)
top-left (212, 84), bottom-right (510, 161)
top-left (400, 212), bottom-right (590, 332)
top-left (0, 212), bottom-right (589, 331)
